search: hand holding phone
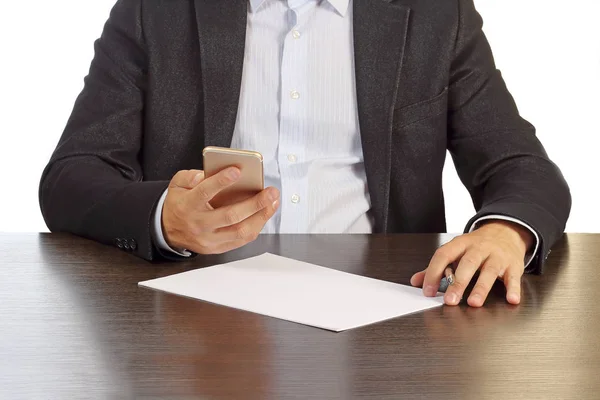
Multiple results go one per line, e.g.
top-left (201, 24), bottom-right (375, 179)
top-left (159, 148), bottom-right (279, 255)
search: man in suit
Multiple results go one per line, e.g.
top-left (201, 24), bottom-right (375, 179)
top-left (40, 0), bottom-right (571, 307)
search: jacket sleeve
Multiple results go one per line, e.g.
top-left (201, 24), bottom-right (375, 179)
top-left (447, 0), bottom-right (571, 273)
top-left (39, 0), bottom-right (170, 260)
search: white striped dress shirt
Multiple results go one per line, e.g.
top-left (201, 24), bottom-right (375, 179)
top-left (232, 0), bottom-right (372, 234)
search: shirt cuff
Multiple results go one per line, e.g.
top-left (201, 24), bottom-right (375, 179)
top-left (468, 215), bottom-right (539, 268)
top-left (152, 188), bottom-right (192, 257)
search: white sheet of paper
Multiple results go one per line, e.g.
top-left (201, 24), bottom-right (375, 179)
top-left (138, 253), bottom-right (444, 332)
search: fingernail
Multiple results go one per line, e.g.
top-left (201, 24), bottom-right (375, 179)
top-left (471, 293), bottom-right (482, 305)
top-left (272, 199), bottom-right (279, 209)
top-left (446, 293), bottom-right (458, 305)
top-left (191, 173), bottom-right (203, 186)
top-left (268, 189), bottom-right (278, 202)
top-left (507, 293), bottom-right (520, 304)
top-left (228, 168), bottom-right (240, 180)
top-left (424, 285), bottom-right (436, 297)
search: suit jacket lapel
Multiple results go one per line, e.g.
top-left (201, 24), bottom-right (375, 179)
top-left (195, 0), bottom-right (247, 149)
top-left (353, 0), bottom-right (410, 232)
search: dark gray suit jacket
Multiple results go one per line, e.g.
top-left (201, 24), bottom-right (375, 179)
top-left (39, 0), bottom-right (571, 273)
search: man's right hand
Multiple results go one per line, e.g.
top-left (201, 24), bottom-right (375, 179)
top-left (161, 168), bottom-right (280, 254)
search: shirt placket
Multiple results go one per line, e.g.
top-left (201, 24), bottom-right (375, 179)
top-left (277, 0), bottom-right (312, 233)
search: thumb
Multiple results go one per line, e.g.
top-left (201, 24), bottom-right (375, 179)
top-left (410, 270), bottom-right (426, 287)
top-left (169, 170), bottom-right (205, 190)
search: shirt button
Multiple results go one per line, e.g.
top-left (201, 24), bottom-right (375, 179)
top-left (290, 90), bottom-right (300, 100)
top-left (287, 154), bottom-right (297, 163)
top-left (292, 30), bottom-right (301, 39)
top-left (291, 194), bottom-right (300, 204)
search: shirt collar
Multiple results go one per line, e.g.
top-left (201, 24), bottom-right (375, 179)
top-left (327, 0), bottom-right (350, 16)
top-left (249, 0), bottom-right (350, 17)
top-left (249, 0), bottom-right (267, 13)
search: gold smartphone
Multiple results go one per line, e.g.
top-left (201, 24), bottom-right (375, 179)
top-left (202, 146), bottom-right (264, 208)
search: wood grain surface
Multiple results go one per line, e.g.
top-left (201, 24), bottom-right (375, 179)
top-left (0, 233), bottom-right (598, 399)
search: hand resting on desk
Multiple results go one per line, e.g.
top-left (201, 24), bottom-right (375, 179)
top-left (411, 220), bottom-right (534, 308)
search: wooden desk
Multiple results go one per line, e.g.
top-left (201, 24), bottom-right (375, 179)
top-left (1, 233), bottom-right (598, 399)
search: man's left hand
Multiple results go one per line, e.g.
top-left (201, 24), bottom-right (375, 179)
top-left (410, 221), bottom-right (534, 307)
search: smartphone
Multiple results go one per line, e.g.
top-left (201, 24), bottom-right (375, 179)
top-left (202, 146), bottom-right (264, 208)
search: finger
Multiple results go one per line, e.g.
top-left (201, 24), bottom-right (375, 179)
top-left (189, 236), bottom-right (248, 255)
top-left (467, 257), bottom-right (504, 307)
top-left (189, 167), bottom-right (240, 204)
top-left (444, 249), bottom-right (488, 306)
top-left (190, 202), bottom-right (276, 253)
top-left (211, 200), bottom-right (279, 245)
top-left (207, 187), bottom-right (280, 229)
top-left (169, 170), bottom-right (205, 189)
top-left (209, 238), bottom-right (253, 255)
top-left (410, 270), bottom-right (426, 287)
top-left (422, 238), bottom-right (467, 297)
top-left (503, 266), bottom-right (523, 305)
top-left (211, 198), bottom-right (279, 243)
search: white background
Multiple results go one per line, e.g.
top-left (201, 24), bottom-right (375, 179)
top-left (0, 0), bottom-right (598, 233)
